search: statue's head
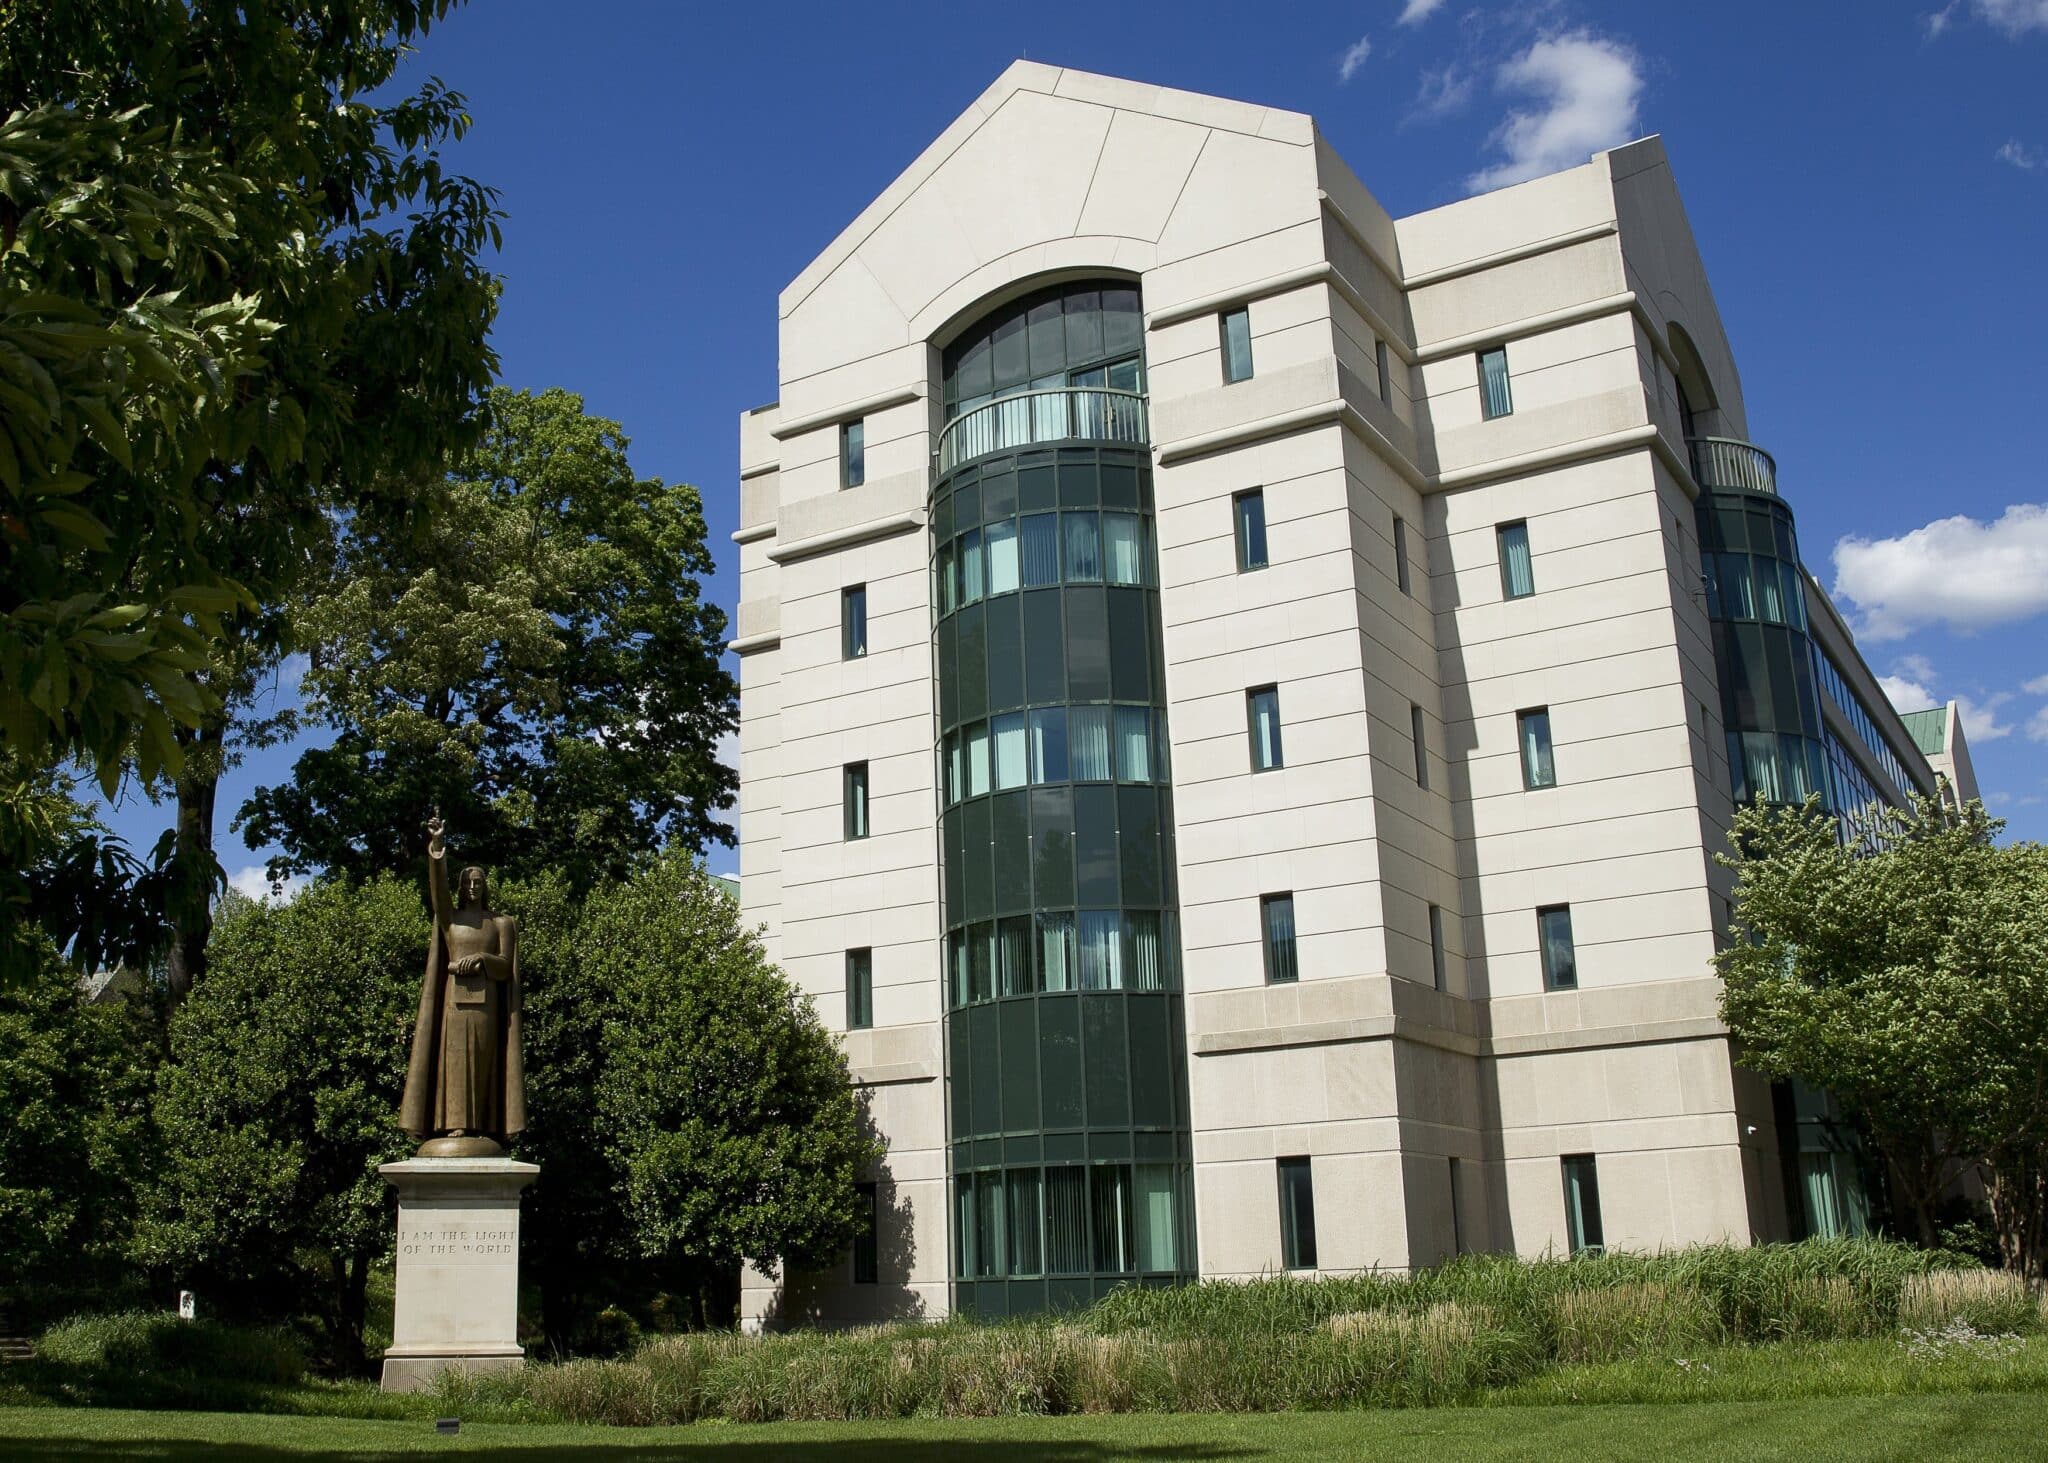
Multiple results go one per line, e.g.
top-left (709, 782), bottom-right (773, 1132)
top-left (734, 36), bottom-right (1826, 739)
top-left (457, 866), bottom-right (489, 910)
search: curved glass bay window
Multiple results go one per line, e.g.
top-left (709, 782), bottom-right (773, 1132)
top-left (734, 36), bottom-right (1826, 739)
top-left (1694, 447), bottom-right (1827, 809)
top-left (934, 280), bottom-right (1194, 1314)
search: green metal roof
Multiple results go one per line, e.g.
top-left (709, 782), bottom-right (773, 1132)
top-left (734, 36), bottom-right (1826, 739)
top-left (1898, 708), bottom-right (1946, 756)
top-left (710, 873), bottom-right (740, 902)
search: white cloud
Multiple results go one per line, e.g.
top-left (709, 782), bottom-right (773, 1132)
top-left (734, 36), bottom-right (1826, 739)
top-left (1926, 2), bottom-right (1960, 35)
top-left (2030, 705), bottom-right (2048, 742)
top-left (2024, 674), bottom-right (2048, 695)
top-left (1831, 504), bottom-right (2048, 640)
top-left (1997, 138), bottom-right (2044, 170)
top-left (228, 864), bottom-right (306, 904)
top-left (1972, 0), bottom-right (2048, 34)
top-left (1466, 31), bottom-right (1644, 192)
top-left (1397, 0), bottom-right (1448, 25)
top-left (1339, 35), bottom-right (1373, 83)
top-left (1410, 63), bottom-right (1476, 121)
top-left (1878, 672), bottom-right (1939, 712)
top-left (1879, 660), bottom-right (2014, 740)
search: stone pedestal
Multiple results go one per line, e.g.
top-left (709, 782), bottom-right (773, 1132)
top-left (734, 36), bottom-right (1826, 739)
top-left (379, 1157), bottom-right (538, 1392)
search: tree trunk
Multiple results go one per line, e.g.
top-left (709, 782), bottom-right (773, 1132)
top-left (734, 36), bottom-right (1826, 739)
top-left (1984, 1146), bottom-right (2047, 1281)
top-left (165, 722), bottom-right (224, 1003)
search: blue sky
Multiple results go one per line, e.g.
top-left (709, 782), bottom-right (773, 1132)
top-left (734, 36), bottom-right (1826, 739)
top-left (102, 0), bottom-right (2048, 892)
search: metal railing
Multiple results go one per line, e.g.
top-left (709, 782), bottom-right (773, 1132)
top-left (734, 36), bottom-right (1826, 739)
top-left (935, 387), bottom-right (1148, 475)
top-left (1688, 436), bottom-right (1777, 496)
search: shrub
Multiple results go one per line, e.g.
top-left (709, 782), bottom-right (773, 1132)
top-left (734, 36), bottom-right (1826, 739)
top-left (37, 1310), bottom-right (305, 1386)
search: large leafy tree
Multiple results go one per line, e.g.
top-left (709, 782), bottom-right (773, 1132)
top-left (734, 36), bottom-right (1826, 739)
top-left (136, 878), bottom-right (426, 1371)
top-left (0, 936), bottom-right (158, 1322)
top-left (238, 387), bottom-right (736, 894)
top-left (592, 853), bottom-right (882, 1328)
top-left (1716, 793), bottom-right (2048, 1277)
top-left (0, 1), bottom-right (501, 984)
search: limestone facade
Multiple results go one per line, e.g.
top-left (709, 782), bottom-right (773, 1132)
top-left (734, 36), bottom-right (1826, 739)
top-left (731, 63), bottom-right (1942, 1325)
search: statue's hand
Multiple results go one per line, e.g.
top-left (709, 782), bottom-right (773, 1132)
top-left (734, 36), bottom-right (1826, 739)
top-left (426, 812), bottom-right (445, 855)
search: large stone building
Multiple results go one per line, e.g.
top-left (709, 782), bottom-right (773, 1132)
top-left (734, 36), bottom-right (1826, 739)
top-left (728, 63), bottom-right (1977, 1325)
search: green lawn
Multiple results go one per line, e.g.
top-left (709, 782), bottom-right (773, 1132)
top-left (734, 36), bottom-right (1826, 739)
top-left (2, 1393), bottom-right (2045, 1461)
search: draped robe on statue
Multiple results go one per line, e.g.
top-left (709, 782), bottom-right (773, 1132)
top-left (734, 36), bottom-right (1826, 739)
top-left (398, 845), bottom-right (525, 1142)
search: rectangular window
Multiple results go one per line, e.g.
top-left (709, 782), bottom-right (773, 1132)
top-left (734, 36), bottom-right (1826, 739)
top-left (843, 762), bottom-right (869, 840)
top-left (841, 584), bottom-right (868, 660)
top-left (1518, 707), bottom-right (1556, 789)
top-left (1478, 346), bottom-right (1513, 420)
top-left (845, 948), bottom-right (873, 1030)
top-left (1376, 336), bottom-right (1393, 405)
top-left (840, 418), bottom-right (865, 488)
top-left (1392, 514), bottom-right (1412, 596)
top-left (1538, 904), bottom-right (1577, 990)
top-left (1277, 1156), bottom-right (1317, 1270)
top-left (1410, 702), bottom-right (1428, 788)
top-left (1234, 489), bottom-right (1269, 571)
top-left (1497, 521), bottom-right (1535, 599)
top-left (852, 1181), bottom-right (878, 1283)
top-left (1562, 1154), bottom-right (1604, 1255)
top-left (1247, 685), bottom-right (1283, 771)
top-left (1220, 306), bottom-right (1254, 384)
top-left (985, 520), bottom-right (1020, 596)
top-left (1261, 893), bottom-right (1298, 984)
top-left (1428, 903), bottom-right (1447, 992)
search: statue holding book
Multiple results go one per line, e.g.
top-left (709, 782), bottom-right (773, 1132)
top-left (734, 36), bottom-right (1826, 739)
top-left (398, 812), bottom-right (525, 1157)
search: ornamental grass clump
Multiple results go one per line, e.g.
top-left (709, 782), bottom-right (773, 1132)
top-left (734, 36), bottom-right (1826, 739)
top-left (1551, 1282), bottom-right (1721, 1363)
top-left (1898, 1270), bottom-right (2040, 1336)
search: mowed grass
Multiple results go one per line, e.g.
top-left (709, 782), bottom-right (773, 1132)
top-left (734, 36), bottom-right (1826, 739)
top-left (3, 1392), bottom-right (2046, 1461)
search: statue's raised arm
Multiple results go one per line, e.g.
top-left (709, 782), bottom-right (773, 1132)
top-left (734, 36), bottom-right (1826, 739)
top-left (425, 811), bottom-right (453, 930)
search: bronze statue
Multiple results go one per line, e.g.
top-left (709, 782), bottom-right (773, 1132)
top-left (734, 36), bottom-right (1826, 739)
top-left (399, 813), bottom-right (525, 1157)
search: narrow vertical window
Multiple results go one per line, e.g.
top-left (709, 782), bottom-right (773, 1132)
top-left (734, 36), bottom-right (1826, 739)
top-left (840, 418), bottom-right (865, 488)
top-left (1220, 306), bottom-right (1254, 384)
top-left (852, 1181), bottom-right (879, 1283)
top-left (1538, 904), bottom-right (1577, 990)
top-left (1392, 514), bottom-right (1412, 596)
top-left (1234, 489), bottom-right (1269, 571)
top-left (841, 584), bottom-right (867, 660)
top-left (1261, 893), bottom-right (1298, 984)
top-left (1277, 1157), bottom-right (1317, 1270)
top-left (1376, 336), bottom-right (1393, 405)
top-left (1518, 707), bottom-right (1556, 789)
top-left (1497, 521), bottom-right (1535, 599)
top-left (1247, 685), bottom-right (1283, 771)
top-left (1428, 903), bottom-right (1447, 992)
top-left (1478, 346), bottom-right (1513, 420)
top-left (1447, 1156), bottom-right (1464, 1255)
top-left (843, 761), bottom-right (869, 840)
top-left (1410, 702), bottom-right (1429, 788)
top-left (1562, 1154), bottom-right (1604, 1255)
top-left (845, 947), bottom-right (873, 1030)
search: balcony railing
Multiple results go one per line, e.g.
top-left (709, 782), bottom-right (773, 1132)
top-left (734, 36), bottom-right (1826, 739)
top-left (935, 387), bottom-right (1148, 475)
top-left (1689, 436), bottom-right (1777, 496)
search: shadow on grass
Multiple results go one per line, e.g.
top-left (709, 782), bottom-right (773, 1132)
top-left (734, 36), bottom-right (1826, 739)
top-left (0, 1436), bottom-right (1261, 1462)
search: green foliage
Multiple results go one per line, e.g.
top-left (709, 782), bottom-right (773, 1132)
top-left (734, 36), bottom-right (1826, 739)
top-left (0, 936), bottom-right (156, 1312)
top-left (0, 0), bottom-right (500, 779)
top-left (0, 1), bottom-right (500, 985)
top-left (591, 854), bottom-right (883, 1296)
top-left (422, 1239), bottom-right (2036, 1425)
top-left (36, 1309), bottom-right (306, 1387)
top-left (1714, 794), bottom-right (2048, 1275)
top-left (135, 878), bottom-right (426, 1369)
top-left (237, 387), bottom-right (737, 894)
